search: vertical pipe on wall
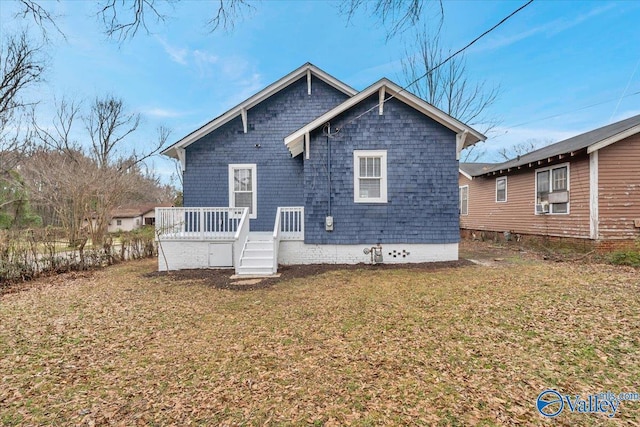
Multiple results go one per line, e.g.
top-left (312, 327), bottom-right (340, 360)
top-left (327, 123), bottom-right (332, 217)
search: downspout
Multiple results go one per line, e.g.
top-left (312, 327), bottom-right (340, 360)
top-left (327, 123), bottom-right (332, 217)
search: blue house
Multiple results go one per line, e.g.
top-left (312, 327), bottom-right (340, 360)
top-left (158, 63), bottom-right (485, 274)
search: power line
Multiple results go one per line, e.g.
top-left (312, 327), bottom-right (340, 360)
top-left (609, 56), bottom-right (640, 123)
top-left (505, 89), bottom-right (640, 129)
top-left (332, 0), bottom-right (535, 134)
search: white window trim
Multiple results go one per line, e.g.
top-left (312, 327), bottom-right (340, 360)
top-left (459, 185), bottom-right (469, 216)
top-left (534, 162), bottom-right (570, 215)
top-left (228, 163), bottom-right (257, 219)
top-left (496, 177), bottom-right (507, 203)
top-left (353, 150), bottom-right (388, 203)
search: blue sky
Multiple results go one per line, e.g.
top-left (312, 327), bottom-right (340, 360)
top-left (2, 0), bottom-right (639, 183)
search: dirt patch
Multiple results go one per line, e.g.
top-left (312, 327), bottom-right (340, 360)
top-left (459, 239), bottom-right (543, 266)
top-left (143, 259), bottom-right (474, 290)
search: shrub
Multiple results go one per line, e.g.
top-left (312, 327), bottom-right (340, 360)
top-left (607, 250), bottom-right (640, 267)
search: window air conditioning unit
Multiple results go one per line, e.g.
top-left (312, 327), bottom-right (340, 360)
top-left (536, 202), bottom-right (550, 214)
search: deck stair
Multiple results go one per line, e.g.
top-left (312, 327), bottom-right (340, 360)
top-left (236, 232), bottom-right (275, 276)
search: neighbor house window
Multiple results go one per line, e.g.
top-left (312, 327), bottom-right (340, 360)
top-left (535, 164), bottom-right (569, 214)
top-left (459, 185), bottom-right (469, 216)
top-left (354, 150), bottom-right (387, 203)
top-left (228, 164), bottom-right (257, 218)
top-left (116, 219), bottom-right (122, 226)
top-left (496, 177), bottom-right (507, 202)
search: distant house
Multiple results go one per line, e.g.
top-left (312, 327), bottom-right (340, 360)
top-left (157, 63), bottom-right (485, 274)
top-left (108, 204), bottom-right (172, 233)
top-left (459, 114), bottom-right (640, 248)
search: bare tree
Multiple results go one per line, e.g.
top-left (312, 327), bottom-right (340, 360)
top-left (0, 31), bottom-right (44, 147)
top-left (0, 31), bottom-right (45, 219)
top-left (29, 95), bottom-right (170, 244)
top-left (84, 96), bottom-right (140, 169)
top-left (31, 96), bottom-right (81, 155)
top-left (401, 27), bottom-right (500, 161)
top-left (497, 138), bottom-right (553, 161)
top-left (23, 148), bottom-right (97, 244)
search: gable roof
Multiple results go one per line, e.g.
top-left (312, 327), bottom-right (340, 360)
top-left (284, 78), bottom-right (486, 157)
top-left (480, 113), bottom-right (640, 175)
top-left (459, 162), bottom-right (496, 179)
top-left (162, 63), bottom-right (357, 159)
top-left (111, 203), bottom-right (173, 218)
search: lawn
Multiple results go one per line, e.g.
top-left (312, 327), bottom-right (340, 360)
top-left (1, 256), bottom-right (639, 426)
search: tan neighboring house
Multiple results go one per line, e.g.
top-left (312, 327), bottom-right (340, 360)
top-left (108, 204), bottom-right (173, 233)
top-left (459, 114), bottom-right (640, 249)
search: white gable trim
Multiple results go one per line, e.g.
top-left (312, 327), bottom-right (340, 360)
top-left (587, 124), bottom-right (640, 154)
top-left (176, 147), bottom-right (186, 172)
top-left (162, 63), bottom-right (357, 159)
top-left (284, 79), bottom-right (486, 156)
top-left (459, 169), bottom-right (472, 181)
top-left (589, 150), bottom-right (599, 240)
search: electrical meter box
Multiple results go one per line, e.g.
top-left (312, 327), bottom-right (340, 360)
top-left (325, 216), bottom-right (334, 231)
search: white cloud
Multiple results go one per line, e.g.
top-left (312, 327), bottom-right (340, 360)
top-left (222, 72), bottom-right (264, 108)
top-left (144, 108), bottom-right (187, 119)
top-left (473, 3), bottom-right (616, 53)
top-left (156, 37), bottom-right (188, 65)
top-left (193, 50), bottom-right (218, 64)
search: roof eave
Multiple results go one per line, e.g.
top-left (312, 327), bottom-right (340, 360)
top-left (587, 123), bottom-right (640, 153)
top-left (284, 78), bottom-right (486, 156)
top-left (162, 63), bottom-right (357, 158)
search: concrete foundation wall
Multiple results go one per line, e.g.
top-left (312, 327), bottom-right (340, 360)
top-left (278, 241), bottom-right (458, 265)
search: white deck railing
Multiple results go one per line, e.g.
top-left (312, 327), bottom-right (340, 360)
top-left (156, 207), bottom-right (248, 241)
top-left (278, 206), bottom-right (304, 240)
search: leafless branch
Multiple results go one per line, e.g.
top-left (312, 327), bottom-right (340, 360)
top-left (497, 138), bottom-right (553, 161)
top-left (340, 0), bottom-right (442, 40)
top-left (97, 0), bottom-right (170, 42)
top-left (84, 95), bottom-right (140, 168)
top-left (402, 24), bottom-right (500, 165)
top-left (402, 26), bottom-right (500, 133)
top-left (31, 97), bottom-right (82, 162)
top-left (206, 0), bottom-right (254, 33)
top-left (1, 31), bottom-right (44, 179)
top-left (16, 0), bottom-right (67, 41)
top-left (119, 125), bottom-right (171, 172)
top-left (0, 32), bottom-right (44, 124)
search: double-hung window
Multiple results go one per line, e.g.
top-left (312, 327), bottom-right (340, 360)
top-left (459, 185), bottom-right (469, 215)
top-left (535, 164), bottom-right (569, 214)
top-left (496, 177), bottom-right (507, 202)
top-left (354, 150), bottom-right (387, 203)
top-left (229, 164), bottom-right (257, 218)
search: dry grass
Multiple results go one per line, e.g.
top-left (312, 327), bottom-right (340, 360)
top-left (1, 258), bottom-right (639, 426)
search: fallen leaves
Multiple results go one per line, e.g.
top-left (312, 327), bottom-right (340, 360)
top-left (0, 256), bottom-right (639, 425)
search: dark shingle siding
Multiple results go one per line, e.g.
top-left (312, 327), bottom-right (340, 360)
top-left (303, 95), bottom-right (460, 244)
top-left (183, 77), bottom-right (350, 231)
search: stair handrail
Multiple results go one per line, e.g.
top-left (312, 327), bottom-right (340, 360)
top-left (233, 207), bottom-right (250, 274)
top-left (272, 207), bottom-right (282, 273)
